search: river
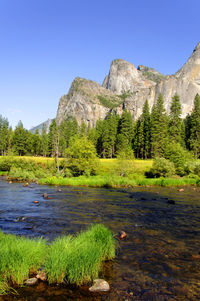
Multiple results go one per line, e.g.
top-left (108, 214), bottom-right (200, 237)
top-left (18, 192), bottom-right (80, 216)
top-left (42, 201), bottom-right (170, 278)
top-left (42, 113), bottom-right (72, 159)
top-left (0, 178), bottom-right (200, 300)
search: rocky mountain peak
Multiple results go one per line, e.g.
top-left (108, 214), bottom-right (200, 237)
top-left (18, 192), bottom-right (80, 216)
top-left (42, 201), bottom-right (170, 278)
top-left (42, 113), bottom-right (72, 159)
top-left (56, 42), bottom-right (200, 127)
top-left (102, 58), bottom-right (154, 94)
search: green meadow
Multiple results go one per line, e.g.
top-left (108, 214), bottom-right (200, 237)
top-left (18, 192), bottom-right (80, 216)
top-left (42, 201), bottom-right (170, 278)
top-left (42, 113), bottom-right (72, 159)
top-left (0, 156), bottom-right (199, 187)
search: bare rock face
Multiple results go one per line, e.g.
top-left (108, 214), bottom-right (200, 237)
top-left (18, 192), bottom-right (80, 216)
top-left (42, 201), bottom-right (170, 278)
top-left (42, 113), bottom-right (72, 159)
top-left (56, 42), bottom-right (200, 126)
top-left (155, 42), bottom-right (200, 117)
top-left (56, 77), bottom-right (123, 126)
top-left (102, 59), bottom-right (156, 119)
top-left (102, 59), bottom-right (154, 93)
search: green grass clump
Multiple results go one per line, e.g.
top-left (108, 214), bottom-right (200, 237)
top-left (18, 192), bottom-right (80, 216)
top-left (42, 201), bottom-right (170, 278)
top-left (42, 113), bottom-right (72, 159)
top-left (0, 224), bottom-right (116, 292)
top-left (0, 231), bottom-right (46, 285)
top-left (45, 224), bottom-right (116, 285)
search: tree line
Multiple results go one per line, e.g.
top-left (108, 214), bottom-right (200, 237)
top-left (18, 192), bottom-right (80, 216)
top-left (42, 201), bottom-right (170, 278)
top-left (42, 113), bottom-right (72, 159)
top-left (0, 93), bottom-right (200, 159)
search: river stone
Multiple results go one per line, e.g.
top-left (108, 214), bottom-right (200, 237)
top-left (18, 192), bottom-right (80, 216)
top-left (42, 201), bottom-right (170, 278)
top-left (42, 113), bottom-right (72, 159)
top-left (36, 270), bottom-right (47, 281)
top-left (89, 279), bottom-right (110, 292)
top-left (25, 277), bottom-right (38, 286)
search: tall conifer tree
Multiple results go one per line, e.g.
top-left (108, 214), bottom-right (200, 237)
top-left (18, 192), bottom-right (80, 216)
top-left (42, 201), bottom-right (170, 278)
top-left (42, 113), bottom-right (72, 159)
top-left (151, 94), bottom-right (168, 157)
top-left (169, 94), bottom-right (183, 144)
top-left (190, 93), bottom-right (200, 157)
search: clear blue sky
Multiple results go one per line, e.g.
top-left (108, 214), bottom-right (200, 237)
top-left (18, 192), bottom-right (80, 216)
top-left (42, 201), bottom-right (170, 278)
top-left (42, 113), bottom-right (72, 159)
top-left (0, 0), bottom-right (200, 129)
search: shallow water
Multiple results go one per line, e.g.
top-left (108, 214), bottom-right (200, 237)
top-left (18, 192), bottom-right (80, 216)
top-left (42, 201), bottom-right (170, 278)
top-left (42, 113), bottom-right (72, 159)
top-left (0, 178), bottom-right (200, 300)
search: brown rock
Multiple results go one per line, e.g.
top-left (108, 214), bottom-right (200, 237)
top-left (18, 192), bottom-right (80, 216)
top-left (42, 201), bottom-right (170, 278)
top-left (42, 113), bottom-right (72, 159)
top-left (23, 183), bottom-right (29, 187)
top-left (192, 254), bottom-right (200, 260)
top-left (178, 188), bottom-right (184, 192)
top-left (89, 279), bottom-right (110, 292)
top-left (9, 181), bottom-right (12, 184)
top-left (33, 201), bottom-right (39, 204)
top-left (119, 231), bottom-right (127, 240)
top-left (43, 193), bottom-right (49, 199)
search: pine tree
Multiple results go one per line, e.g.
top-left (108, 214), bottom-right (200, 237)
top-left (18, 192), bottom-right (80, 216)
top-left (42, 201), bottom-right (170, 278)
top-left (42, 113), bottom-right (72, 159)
top-left (103, 113), bottom-right (119, 158)
top-left (48, 119), bottom-right (60, 171)
top-left (190, 94), bottom-right (200, 158)
top-left (59, 116), bottom-right (78, 150)
top-left (0, 115), bottom-right (9, 155)
top-left (33, 129), bottom-right (42, 156)
top-left (116, 110), bottom-right (134, 155)
top-left (79, 121), bottom-right (87, 137)
top-left (41, 123), bottom-right (49, 157)
top-left (169, 94), bottom-right (182, 144)
top-left (12, 121), bottom-right (28, 156)
top-left (151, 94), bottom-right (168, 157)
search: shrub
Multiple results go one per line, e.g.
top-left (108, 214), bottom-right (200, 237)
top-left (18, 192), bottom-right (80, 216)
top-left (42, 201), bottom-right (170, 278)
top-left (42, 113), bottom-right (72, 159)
top-left (194, 161), bottom-right (200, 176)
top-left (65, 137), bottom-right (99, 176)
top-left (147, 157), bottom-right (176, 178)
top-left (165, 143), bottom-right (193, 176)
top-left (0, 157), bottom-right (13, 171)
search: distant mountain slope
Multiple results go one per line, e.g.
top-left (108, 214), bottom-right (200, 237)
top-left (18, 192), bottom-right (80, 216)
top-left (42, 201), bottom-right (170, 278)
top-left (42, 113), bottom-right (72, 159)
top-left (30, 118), bottom-right (53, 134)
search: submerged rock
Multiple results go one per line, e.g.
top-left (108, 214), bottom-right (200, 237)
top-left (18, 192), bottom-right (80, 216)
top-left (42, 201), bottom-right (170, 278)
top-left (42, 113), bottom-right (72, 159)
top-left (167, 200), bottom-right (175, 205)
top-left (25, 277), bottom-right (38, 286)
top-left (89, 279), bottom-right (110, 292)
top-left (43, 193), bottom-right (49, 199)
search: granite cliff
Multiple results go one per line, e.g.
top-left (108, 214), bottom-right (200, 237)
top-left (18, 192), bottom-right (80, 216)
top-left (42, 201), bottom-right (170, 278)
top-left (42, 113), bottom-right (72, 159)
top-left (56, 42), bottom-right (200, 126)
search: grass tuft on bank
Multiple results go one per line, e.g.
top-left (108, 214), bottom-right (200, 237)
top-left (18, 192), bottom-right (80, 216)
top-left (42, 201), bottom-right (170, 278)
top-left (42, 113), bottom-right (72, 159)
top-left (45, 224), bottom-right (115, 284)
top-left (0, 224), bottom-right (115, 294)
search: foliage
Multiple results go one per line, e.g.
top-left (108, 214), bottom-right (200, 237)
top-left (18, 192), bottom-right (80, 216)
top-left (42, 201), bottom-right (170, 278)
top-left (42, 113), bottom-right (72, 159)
top-left (165, 142), bottom-right (193, 176)
top-left (189, 94), bottom-right (200, 158)
top-left (147, 157), bottom-right (176, 178)
top-left (169, 94), bottom-right (183, 144)
top-left (134, 100), bottom-right (151, 159)
top-left (97, 95), bottom-right (123, 109)
top-left (65, 136), bottom-right (99, 176)
top-left (150, 94), bottom-right (169, 157)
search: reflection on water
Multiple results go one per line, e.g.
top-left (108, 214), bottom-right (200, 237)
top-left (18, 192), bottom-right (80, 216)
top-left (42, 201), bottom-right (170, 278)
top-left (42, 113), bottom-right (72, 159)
top-left (0, 178), bottom-right (200, 300)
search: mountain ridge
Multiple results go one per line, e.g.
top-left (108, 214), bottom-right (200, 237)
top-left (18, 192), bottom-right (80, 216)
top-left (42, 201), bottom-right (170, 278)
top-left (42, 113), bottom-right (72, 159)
top-left (53, 42), bottom-right (200, 127)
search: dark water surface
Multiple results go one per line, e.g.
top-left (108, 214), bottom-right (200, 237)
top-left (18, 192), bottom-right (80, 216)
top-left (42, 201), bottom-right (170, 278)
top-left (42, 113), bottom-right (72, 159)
top-left (0, 178), bottom-right (200, 300)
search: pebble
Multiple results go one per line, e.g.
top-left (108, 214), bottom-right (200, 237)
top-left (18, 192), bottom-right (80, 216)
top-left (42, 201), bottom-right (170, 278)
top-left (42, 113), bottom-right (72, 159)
top-left (23, 183), bottom-right (29, 187)
top-left (89, 279), bottom-right (110, 292)
top-left (9, 181), bottom-right (12, 184)
top-left (33, 201), bottom-right (39, 204)
top-left (25, 277), bottom-right (38, 286)
top-left (178, 188), bottom-right (184, 192)
top-left (119, 231), bottom-right (127, 240)
top-left (36, 270), bottom-right (47, 281)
